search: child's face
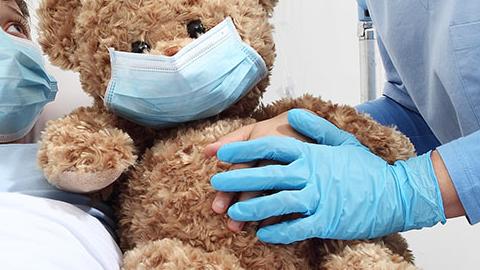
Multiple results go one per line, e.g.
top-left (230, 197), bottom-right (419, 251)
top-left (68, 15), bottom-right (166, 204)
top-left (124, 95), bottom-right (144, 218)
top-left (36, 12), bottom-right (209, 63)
top-left (0, 0), bottom-right (30, 40)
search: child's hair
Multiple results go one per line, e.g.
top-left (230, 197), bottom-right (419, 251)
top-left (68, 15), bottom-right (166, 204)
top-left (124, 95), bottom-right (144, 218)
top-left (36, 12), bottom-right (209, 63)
top-left (15, 0), bottom-right (29, 18)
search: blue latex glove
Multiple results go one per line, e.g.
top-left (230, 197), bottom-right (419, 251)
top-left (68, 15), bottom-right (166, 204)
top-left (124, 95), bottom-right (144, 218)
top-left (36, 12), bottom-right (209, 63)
top-left (211, 109), bottom-right (446, 244)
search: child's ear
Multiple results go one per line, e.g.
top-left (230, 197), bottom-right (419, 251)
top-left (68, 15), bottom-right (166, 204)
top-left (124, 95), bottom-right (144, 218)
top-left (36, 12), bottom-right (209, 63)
top-left (37, 0), bottom-right (82, 71)
top-left (259, 0), bottom-right (278, 16)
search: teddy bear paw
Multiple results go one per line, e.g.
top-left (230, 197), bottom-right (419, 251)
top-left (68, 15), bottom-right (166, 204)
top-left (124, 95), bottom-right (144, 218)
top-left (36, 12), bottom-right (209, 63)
top-left (49, 168), bottom-right (125, 193)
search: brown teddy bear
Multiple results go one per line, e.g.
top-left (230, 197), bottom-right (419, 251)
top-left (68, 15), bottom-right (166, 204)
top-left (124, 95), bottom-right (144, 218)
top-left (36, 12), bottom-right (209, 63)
top-left (37, 0), bottom-right (418, 269)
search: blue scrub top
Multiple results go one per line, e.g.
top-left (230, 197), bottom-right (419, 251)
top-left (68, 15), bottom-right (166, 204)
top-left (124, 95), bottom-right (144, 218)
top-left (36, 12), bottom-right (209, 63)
top-left (367, 0), bottom-right (480, 143)
top-left (0, 144), bottom-right (117, 238)
top-left (364, 0), bottom-right (480, 223)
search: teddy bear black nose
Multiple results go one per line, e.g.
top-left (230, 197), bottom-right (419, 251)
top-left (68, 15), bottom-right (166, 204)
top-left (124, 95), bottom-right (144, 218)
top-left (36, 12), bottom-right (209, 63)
top-left (131, 41), bottom-right (151, 54)
top-left (187, 20), bottom-right (206, 39)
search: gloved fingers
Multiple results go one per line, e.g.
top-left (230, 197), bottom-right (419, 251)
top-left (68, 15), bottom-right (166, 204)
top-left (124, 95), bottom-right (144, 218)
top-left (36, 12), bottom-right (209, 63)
top-left (256, 215), bottom-right (318, 244)
top-left (226, 191), bottom-right (262, 232)
top-left (258, 213), bottom-right (304, 228)
top-left (287, 109), bottom-right (360, 146)
top-left (227, 190), bottom-right (310, 222)
top-left (212, 162), bottom-right (255, 213)
top-left (216, 136), bottom-right (304, 164)
top-left (211, 162), bottom-right (307, 192)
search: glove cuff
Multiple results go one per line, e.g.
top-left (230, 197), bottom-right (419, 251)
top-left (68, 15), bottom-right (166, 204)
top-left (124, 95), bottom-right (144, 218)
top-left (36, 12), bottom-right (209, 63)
top-left (395, 151), bottom-right (447, 230)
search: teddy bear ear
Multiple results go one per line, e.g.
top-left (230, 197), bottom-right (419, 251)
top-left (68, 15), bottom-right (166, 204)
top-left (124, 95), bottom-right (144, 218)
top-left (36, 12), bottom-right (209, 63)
top-left (37, 0), bottom-right (82, 71)
top-left (259, 0), bottom-right (279, 16)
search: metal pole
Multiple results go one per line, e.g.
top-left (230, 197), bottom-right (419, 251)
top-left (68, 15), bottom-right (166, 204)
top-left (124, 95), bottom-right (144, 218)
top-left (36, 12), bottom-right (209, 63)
top-left (358, 7), bottom-right (377, 102)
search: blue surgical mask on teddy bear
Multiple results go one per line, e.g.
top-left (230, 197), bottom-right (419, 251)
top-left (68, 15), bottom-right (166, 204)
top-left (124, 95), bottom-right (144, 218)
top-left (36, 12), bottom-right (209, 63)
top-left (0, 29), bottom-right (58, 143)
top-left (104, 17), bottom-right (268, 128)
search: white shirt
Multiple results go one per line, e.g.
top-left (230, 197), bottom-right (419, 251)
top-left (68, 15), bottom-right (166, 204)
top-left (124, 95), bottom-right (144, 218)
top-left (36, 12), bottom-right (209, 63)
top-left (0, 193), bottom-right (121, 270)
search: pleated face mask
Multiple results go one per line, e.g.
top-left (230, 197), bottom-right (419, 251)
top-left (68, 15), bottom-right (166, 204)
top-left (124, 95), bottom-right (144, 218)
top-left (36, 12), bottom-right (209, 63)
top-left (104, 17), bottom-right (267, 128)
top-left (0, 29), bottom-right (58, 142)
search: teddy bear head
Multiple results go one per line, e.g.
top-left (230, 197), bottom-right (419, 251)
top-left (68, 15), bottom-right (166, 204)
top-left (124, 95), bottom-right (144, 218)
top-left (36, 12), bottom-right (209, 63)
top-left (38, 0), bottom-right (278, 120)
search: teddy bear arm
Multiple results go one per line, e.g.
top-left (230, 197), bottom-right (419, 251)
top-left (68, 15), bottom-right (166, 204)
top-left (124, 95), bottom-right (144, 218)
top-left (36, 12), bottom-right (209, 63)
top-left (38, 106), bottom-right (137, 193)
top-left (122, 238), bottom-right (245, 270)
top-left (320, 241), bottom-right (417, 270)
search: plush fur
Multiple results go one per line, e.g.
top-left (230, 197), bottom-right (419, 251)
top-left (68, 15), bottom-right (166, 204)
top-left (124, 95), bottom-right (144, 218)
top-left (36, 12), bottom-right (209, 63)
top-left (37, 0), bottom-right (418, 269)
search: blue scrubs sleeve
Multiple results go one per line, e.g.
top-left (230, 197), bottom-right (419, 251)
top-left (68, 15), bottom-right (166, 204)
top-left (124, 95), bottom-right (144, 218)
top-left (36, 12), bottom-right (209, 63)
top-left (438, 131), bottom-right (480, 224)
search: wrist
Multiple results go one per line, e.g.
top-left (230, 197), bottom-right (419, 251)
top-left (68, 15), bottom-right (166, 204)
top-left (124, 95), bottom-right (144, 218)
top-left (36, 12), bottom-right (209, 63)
top-left (431, 150), bottom-right (465, 218)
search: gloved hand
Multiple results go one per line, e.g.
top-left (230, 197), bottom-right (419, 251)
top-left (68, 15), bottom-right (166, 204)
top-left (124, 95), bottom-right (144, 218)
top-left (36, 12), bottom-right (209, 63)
top-left (211, 109), bottom-right (446, 244)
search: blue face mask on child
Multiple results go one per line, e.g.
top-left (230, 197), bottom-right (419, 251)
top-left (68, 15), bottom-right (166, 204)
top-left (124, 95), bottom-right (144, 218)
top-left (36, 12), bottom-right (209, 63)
top-left (104, 17), bottom-right (268, 128)
top-left (0, 30), bottom-right (57, 143)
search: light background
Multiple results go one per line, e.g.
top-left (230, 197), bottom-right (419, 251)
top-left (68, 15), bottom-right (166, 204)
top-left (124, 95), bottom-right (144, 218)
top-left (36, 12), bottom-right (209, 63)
top-left (27, 1), bottom-right (480, 268)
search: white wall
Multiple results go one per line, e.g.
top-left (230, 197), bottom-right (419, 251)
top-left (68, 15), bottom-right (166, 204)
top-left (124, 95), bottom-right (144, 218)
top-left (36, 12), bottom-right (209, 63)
top-left (266, 1), bottom-right (360, 105)
top-left (28, 1), bottom-right (480, 269)
top-left (403, 218), bottom-right (480, 269)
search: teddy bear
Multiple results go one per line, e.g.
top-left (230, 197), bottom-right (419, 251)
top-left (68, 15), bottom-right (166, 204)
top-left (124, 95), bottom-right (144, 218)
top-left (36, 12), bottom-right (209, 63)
top-left (37, 0), bottom-right (418, 269)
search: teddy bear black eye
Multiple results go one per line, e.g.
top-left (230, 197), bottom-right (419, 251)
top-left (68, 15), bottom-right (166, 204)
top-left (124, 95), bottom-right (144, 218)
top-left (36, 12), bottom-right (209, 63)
top-left (131, 41), bottom-right (151, 54)
top-left (187, 20), bottom-right (206, 39)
